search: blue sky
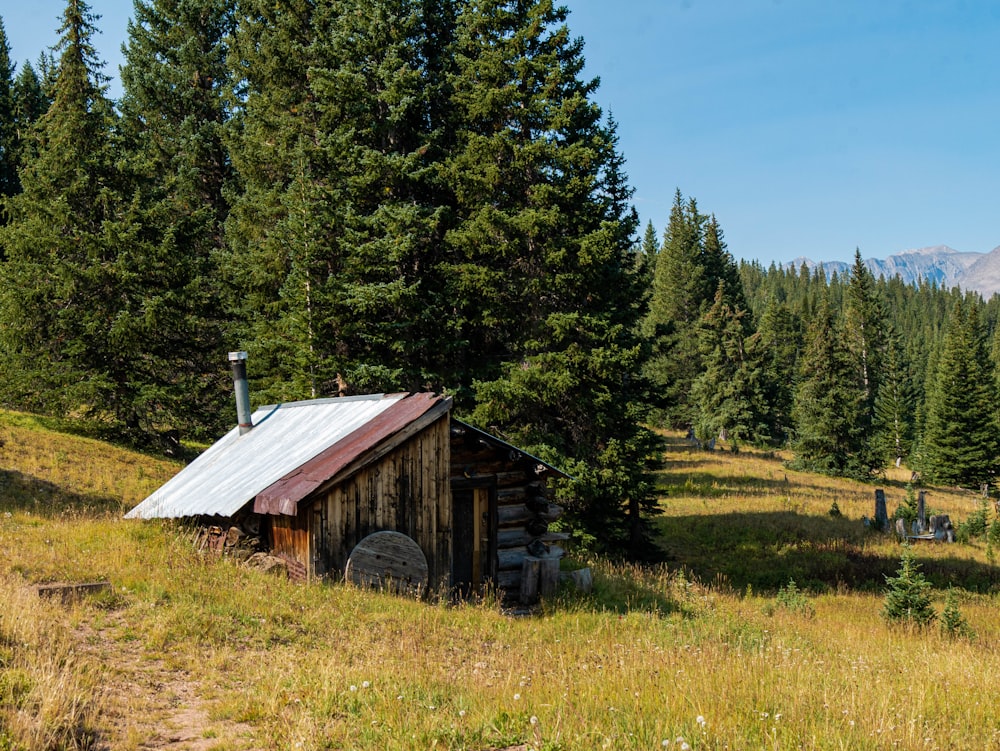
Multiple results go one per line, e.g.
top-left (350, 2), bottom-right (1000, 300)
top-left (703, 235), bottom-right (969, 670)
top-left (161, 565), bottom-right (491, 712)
top-left (4, 0), bottom-right (999, 265)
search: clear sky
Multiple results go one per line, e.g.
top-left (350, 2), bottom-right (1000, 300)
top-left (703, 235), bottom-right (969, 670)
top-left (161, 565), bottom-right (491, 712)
top-left (4, 0), bottom-right (999, 265)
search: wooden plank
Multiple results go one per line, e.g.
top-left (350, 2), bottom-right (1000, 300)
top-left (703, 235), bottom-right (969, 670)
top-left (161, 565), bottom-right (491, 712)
top-left (36, 581), bottom-right (111, 603)
top-left (497, 504), bottom-right (533, 527)
top-left (498, 546), bottom-right (528, 571)
top-left (498, 527), bottom-right (530, 548)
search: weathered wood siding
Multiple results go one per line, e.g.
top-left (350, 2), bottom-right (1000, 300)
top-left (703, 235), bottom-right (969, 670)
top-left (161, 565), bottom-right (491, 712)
top-left (290, 414), bottom-right (452, 587)
top-left (449, 425), bottom-right (560, 597)
top-left (270, 513), bottom-right (309, 579)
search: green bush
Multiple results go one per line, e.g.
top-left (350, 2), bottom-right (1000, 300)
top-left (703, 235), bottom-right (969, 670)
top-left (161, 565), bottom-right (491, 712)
top-left (957, 500), bottom-right (989, 542)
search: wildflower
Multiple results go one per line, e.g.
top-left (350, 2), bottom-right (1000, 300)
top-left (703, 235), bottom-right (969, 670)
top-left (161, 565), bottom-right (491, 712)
top-left (696, 715), bottom-right (706, 727)
top-left (361, 681), bottom-right (370, 689)
top-left (530, 716), bottom-right (538, 726)
top-left (662, 741), bottom-right (670, 748)
top-left (349, 685), bottom-right (357, 692)
top-left (514, 693), bottom-right (521, 701)
top-left (681, 743), bottom-right (691, 751)
top-left (459, 710), bottom-right (466, 717)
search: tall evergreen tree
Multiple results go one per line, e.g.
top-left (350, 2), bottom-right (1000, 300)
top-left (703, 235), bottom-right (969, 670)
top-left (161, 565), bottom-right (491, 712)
top-left (756, 293), bottom-right (801, 443)
top-left (844, 249), bottom-right (886, 421)
top-left (919, 299), bottom-right (1000, 486)
top-left (642, 190), bottom-right (705, 426)
top-left (448, 0), bottom-right (659, 551)
top-left (791, 299), bottom-right (876, 478)
top-left (0, 0), bottom-right (125, 421)
top-left (112, 0), bottom-right (236, 438)
top-left (691, 283), bottom-right (776, 448)
top-left (873, 325), bottom-right (915, 467)
top-left (226, 0), bottom-right (450, 402)
top-left (0, 18), bottom-right (16, 215)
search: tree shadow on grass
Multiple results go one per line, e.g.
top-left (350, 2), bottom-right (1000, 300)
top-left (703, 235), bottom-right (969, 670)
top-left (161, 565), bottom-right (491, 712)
top-left (0, 469), bottom-right (120, 516)
top-left (654, 510), bottom-right (1000, 595)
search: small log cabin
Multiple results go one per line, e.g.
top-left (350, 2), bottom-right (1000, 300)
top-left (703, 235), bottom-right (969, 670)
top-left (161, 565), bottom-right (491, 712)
top-left (125, 391), bottom-right (567, 599)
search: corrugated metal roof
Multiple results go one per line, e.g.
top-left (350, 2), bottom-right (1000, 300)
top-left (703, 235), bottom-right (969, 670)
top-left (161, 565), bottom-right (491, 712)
top-left (125, 393), bottom-right (415, 520)
top-left (255, 392), bottom-right (450, 515)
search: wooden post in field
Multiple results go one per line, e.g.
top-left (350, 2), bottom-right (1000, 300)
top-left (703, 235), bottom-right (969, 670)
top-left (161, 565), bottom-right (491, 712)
top-left (539, 557), bottom-right (560, 597)
top-left (917, 491), bottom-right (926, 533)
top-left (874, 489), bottom-right (888, 531)
top-left (520, 557), bottom-right (541, 604)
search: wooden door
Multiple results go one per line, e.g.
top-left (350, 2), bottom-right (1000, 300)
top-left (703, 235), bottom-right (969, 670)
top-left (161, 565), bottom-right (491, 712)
top-left (451, 479), bottom-right (497, 595)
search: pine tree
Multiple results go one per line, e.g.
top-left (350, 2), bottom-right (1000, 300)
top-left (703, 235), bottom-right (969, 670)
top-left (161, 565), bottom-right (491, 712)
top-left (919, 299), bottom-right (1000, 486)
top-left (844, 249), bottom-right (887, 434)
top-left (0, 18), bottom-right (16, 215)
top-left (0, 0), bottom-right (124, 420)
top-left (756, 293), bottom-right (801, 443)
top-left (108, 0), bottom-right (236, 439)
top-left (873, 326), bottom-right (915, 467)
top-left (226, 0), bottom-right (450, 402)
top-left (451, 0), bottom-right (660, 552)
top-left (882, 545), bottom-right (936, 628)
top-left (691, 283), bottom-right (776, 448)
top-left (791, 299), bottom-right (876, 478)
top-left (642, 190), bottom-right (706, 426)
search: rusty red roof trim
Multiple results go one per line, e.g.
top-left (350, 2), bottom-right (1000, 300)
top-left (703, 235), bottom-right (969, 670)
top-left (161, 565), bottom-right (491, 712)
top-left (254, 392), bottom-right (447, 516)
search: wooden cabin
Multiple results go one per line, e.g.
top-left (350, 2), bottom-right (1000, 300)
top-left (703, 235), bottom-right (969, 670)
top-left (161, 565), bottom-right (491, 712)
top-left (125, 392), bottom-right (566, 600)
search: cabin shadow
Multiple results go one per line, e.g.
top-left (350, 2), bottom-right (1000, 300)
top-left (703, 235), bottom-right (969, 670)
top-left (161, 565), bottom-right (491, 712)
top-left (0, 469), bottom-right (119, 516)
top-left (653, 510), bottom-right (1000, 595)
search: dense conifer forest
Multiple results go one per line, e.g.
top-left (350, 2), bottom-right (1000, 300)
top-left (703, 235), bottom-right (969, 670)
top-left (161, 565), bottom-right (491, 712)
top-left (1, 0), bottom-right (997, 554)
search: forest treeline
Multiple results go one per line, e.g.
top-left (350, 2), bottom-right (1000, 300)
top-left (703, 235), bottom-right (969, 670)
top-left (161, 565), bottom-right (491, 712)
top-left (0, 0), bottom-right (996, 554)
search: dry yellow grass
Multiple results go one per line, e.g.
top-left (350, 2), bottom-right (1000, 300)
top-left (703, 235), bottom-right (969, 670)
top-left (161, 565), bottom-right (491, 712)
top-left (3, 417), bottom-right (1000, 750)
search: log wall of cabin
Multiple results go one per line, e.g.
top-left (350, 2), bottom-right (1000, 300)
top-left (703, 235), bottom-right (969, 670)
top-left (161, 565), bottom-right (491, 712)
top-left (296, 414), bottom-right (452, 586)
top-left (449, 426), bottom-right (561, 597)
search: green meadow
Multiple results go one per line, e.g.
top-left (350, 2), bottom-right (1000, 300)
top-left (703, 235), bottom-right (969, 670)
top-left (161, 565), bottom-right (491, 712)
top-left (2, 413), bottom-right (999, 750)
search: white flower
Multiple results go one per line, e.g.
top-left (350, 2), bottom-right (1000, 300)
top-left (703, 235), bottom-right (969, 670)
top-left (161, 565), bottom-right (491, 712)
top-left (696, 715), bottom-right (705, 727)
top-left (349, 685), bottom-right (357, 692)
top-left (514, 693), bottom-right (521, 701)
top-left (459, 710), bottom-right (466, 717)
top-left (681, 743), bottom-right (691, 751)
top-left (662, 741), bottom-right (670, 748)
top-left (361, 681), bottom-right (370, 689)
top-left (530, 716), bottom-right (538, 726)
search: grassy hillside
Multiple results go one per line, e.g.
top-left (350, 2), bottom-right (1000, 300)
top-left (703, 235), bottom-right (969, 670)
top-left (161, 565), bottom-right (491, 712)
top-left (2, 412), bottom-right (1000, 750)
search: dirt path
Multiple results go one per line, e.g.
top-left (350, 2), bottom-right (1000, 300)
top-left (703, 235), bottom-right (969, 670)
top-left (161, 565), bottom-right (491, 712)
top-left (74, 615), bottom-right (254, 750)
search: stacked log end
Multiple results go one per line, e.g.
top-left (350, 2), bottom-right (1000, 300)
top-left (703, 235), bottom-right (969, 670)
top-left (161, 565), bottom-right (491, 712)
top-left (449, 426), bottom-right (566, 601)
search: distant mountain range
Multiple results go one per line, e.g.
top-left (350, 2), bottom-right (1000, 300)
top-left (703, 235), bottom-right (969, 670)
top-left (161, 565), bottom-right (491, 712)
top-left (781, 245), bottom-right (1000, 298)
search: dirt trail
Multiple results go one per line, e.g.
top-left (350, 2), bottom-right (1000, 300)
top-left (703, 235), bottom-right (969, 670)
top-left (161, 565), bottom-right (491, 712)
top-left (74, 615), bottom-right (254, 750)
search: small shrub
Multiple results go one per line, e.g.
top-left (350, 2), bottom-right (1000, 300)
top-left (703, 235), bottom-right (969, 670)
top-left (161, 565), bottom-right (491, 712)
top-left (764, 578), bottom-right (815, 618)
top-left (987, 514), bottom-right (1000, 547)
top-left (939, 588), bottom-right (974, 640)
top-left (893, 484), bottom-right (919, 524)
top-left (882, 545), bottom-right (936, 628)
top-left (828, 501), bottom-right (842, 518)
top-left (957, 500), bottom-right (989, 542)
